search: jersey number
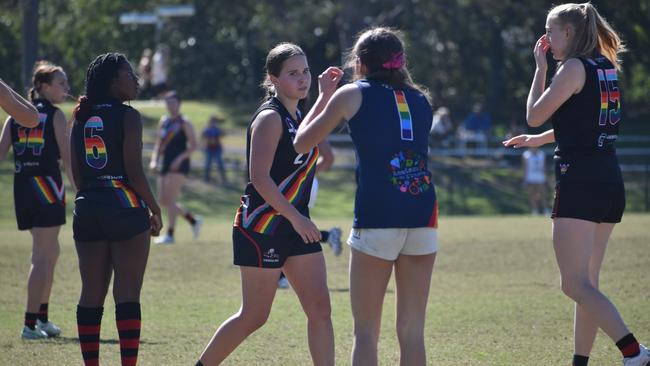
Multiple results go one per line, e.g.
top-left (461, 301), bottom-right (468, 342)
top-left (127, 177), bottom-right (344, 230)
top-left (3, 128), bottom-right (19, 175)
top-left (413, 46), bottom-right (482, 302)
top-left (597, 68), bottom-right (621, 126)
top-left (13, 113), bottom-right (46, 156)
top-left (83, 116), bottom-right (108, 169)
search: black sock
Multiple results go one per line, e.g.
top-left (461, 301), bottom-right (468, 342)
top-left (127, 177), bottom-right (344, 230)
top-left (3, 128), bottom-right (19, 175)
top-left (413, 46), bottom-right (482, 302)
top-left (184, 212), bottom-right (197, 225)
top-left (320, 230), bottom-right (329, 242)
top-left (168, 227), bottom-right (174, 237)
top-left (38, 303), bottom-right (49, 323)
top-left (616, 333), bottom-right (640, 358)
top-left (24, 312), bottom-right (39, 330)
top-left (573, 354), bottom-right (589, 366)
top-left (195, 361), bottom-right (204, 366)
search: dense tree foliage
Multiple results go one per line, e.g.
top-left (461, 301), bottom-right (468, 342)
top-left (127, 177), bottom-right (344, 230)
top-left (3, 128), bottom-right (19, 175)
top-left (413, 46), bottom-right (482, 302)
top-left (1, 0), bottom-right (649, 123)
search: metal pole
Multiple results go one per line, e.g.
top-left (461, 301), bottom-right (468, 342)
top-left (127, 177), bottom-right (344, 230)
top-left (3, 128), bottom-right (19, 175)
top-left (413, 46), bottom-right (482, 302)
top-left (21, 0), bottom-right (38, 93)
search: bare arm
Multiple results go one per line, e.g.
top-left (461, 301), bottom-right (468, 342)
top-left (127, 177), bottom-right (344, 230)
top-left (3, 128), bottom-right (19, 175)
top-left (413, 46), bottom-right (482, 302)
top-left (123, 108), bottom-right (162, 235)
top-left (0, 117), bottom-right (12, 161)
top-left (52, 109), bottom-right (77, 192)
top-left (149, 117), bottom-right (164, 170)
top-left (295, 83), bottom-right (361, 154)
top-left (251, 110), bottom-right (320, 243)
top-left (0, 79), bottom-right (38, 128)
top-left (503, 129), bottom-right (555, 149)
top-left (315, 140), bottom-right (334, 173)
top-left (526, 36), bottom-right (585, 127)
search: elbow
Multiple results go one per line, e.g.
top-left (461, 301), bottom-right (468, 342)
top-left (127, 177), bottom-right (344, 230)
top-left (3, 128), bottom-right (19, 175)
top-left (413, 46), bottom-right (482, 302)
top-left (293, 136), bottom-right (312, 154)
top-left (526, 112), bottom-right (545, 128)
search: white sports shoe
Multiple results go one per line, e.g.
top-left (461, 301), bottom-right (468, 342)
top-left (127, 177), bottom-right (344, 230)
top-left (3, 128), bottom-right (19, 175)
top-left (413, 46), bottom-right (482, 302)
top-left (327, 227), bottom-right (342, 257)
top-left (154, 234), bottom-right (175, 245)
top-left (36, 319), bottom-right (61, 337)
top-left (624, 344), bottom-right (650, 366)
top-left (277, 276), bottom-right (290, 289)
top-left (192, 216), bottom-right (203, 240)
top-left (21, 325), bottom-right (47, 340)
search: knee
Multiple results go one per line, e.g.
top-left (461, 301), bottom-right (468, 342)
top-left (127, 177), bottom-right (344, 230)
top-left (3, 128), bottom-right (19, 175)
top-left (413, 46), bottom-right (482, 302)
top-left (239, 308), bottom-right (270, 333)
top-left (304, 294), bottom-right (332, 323)
top-left (560, 278), bottom-right (593, 302)
top-left (353, 321), bottom-right (380, 345)
top-left (396, 319), bottom-right (424, 345)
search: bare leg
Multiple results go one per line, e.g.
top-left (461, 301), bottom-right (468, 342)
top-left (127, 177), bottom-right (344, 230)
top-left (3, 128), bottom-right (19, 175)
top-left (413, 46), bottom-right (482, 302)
top-left (75, 240), bottom-right (112, 307)
top-left (574, 223), bottom-right (614, 356)
top-left (198, 267), bottom-right (281, 365)
top-left (349, 249), bottom-right (393, 366)
top-left (26, 226), bottom-right (61, 313)
top-left (284, 252), bottom-right (334, 366)
top-left (394, 253), bottom-right (436, 366)
top-left (111, 230), bottom-right (150, 302)
top-left (553, 218), bottom-right (629, 343)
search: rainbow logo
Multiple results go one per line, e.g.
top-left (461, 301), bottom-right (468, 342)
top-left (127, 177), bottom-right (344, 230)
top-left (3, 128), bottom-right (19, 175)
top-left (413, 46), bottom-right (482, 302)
top-left (235, 148), bottom-right (319, 235)
top-left (84, 116), bottom-right (108, 169)
top-left (31, 176), bottom-right (59, 205)
top-left (393, 90), bottom-right (413, 141)
top-left (100, 180), bottom-right (143, 208)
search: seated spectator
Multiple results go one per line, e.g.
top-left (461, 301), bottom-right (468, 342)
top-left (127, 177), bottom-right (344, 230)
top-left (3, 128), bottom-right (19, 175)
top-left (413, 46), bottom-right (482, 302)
top-left (429, 106), bottom-right (455, 148)
top-left (457, 102), bottom-right (491, 151)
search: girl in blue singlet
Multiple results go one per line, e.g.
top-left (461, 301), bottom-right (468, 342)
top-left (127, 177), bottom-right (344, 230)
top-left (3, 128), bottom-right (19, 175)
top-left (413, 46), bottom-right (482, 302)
top-left (294, 27), bottom-right (438, 366)
top-left (504, 3), bottom-right (649, 366)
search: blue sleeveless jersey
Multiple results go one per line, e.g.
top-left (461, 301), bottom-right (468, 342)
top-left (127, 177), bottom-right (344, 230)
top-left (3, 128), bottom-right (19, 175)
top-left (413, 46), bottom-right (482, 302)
top-left (348, 80), bottom-right (438, 228)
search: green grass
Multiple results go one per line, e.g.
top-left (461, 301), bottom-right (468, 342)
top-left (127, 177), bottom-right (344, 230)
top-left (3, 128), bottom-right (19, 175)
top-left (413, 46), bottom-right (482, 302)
top-left (1, 213), bottom-right (649, 365)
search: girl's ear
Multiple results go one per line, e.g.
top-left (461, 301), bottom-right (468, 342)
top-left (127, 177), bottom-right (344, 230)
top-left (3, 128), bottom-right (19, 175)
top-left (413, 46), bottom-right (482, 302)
top-left (269, 74), bottom-right (279, 86)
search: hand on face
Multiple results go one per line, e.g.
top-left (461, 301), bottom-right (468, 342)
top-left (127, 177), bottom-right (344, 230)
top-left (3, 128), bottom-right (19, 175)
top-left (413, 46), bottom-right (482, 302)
top-left (534, 35), bottom-right (550, 70)
top-left (318, 67), bottom-right (344, 96)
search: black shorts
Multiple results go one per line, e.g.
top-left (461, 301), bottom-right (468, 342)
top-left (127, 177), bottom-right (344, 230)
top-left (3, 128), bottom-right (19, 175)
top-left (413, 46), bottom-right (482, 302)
top-left (552, 180), bottom-right (625, 223)
top-left (233, 226), bottom-right (322, 268)
top-left (14, 175), bottom-right (66, 230)
top-left (73, 190), bottom-right (150, 242)
top-left (551, 154), bottom-right (625, 223)
top-left (161, 158), bottom-right (190, 175)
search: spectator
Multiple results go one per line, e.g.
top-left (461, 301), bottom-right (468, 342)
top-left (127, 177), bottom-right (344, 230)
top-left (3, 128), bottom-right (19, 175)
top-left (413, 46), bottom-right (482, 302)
top-left (202, 115), bottom-right (227, 184)
top-left (457, 102), bottom-right (491, 151)
top-left (522, 147), bottom-right (549, 215)
top-left (429, 106), bottom-right (454, 148)
top-left (151, 45), bottom-right (170, 98)
top-left (137, 48), bottom-right (153, 99)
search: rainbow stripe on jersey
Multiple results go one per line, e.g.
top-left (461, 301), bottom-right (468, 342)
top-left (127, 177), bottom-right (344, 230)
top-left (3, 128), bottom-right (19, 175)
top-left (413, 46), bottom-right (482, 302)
top-left (84, 116), bottom-right (108, 169)
top-left (393, 90), bottom-right (413, 141)
top-left (235, 148), bottom-right (319, 235)
top-left (99, 180), bottom-right (144, 208)
top-left (30, 176), bottom-right (64, 205)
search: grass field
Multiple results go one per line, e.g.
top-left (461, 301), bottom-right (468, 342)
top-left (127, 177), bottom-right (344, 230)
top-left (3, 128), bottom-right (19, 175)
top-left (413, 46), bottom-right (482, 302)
top-left (1, 210), bottom-right (649, 365)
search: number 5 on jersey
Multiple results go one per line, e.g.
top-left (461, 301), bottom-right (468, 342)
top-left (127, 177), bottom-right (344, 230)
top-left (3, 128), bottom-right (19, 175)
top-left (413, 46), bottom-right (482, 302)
top-left (84, 116), bottom-right (108, 169)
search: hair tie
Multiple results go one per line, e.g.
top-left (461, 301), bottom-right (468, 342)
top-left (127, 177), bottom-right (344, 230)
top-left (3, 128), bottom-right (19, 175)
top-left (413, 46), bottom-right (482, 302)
top-left (382, 52), bottom-right (405, 70)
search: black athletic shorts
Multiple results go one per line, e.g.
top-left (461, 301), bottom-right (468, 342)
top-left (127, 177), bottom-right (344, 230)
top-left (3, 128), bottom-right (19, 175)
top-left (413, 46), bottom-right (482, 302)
top-left (14, 175), bottom-right (66, 230)
top-left (73, 189), bottom-right (150, 242)
top-left (161, 158), bottom-right (190, 175)
top-left (232, 226), bottom-right (322, 268)
top-left (551, 154), bottom-right (625, 223)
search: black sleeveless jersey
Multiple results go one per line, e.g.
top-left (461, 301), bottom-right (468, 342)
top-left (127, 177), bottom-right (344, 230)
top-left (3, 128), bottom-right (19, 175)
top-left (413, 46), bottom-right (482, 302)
top-left (72, 100), bottom-right (133, 189)
top-left (551, 55), bottom-right (621, 157)
top-left (234, 97), bottom-right (319, 235)
top-left (10, 98), bottom-right (61, 177)
top-left (159, 115), bottom-right (188, 166)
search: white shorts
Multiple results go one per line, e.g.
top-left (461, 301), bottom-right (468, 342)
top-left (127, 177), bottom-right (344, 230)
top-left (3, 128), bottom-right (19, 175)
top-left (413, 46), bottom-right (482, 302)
top-left (347, 227), bottom-right (438, 261)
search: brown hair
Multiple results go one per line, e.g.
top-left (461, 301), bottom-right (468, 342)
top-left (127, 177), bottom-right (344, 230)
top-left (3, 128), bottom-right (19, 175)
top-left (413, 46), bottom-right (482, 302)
top-left (345, 27), bottom-right (429, 100)
top-left (261, 43), bottom-right (306, 99)
top-left (29, 60), bottom-right (64, 101)
top-left (548, 2), bottom-right (625, 70)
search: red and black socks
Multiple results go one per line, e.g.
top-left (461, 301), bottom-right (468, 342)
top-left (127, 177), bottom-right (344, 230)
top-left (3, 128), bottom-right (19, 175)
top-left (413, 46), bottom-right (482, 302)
top-left (77, 305), bottom-right (103, 366)
top-left (184, 212), bottom-right (197, 225)
top-left (24, 312), bottom-right (39, 330)
top-left (617, 333), bottom-right (641, 358)
top-left (38, 303), bottom-right (49, 323)
top-left (116, 302), bottom-right (141, 366)
top-left (572, 354), bottom-right (589, 366)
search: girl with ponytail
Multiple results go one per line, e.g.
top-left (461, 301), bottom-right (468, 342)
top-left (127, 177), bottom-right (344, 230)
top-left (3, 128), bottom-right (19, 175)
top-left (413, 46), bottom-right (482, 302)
top-left (503, 3), bottom-right (649, 365)
top-left (0, 60), bottom-right (74, 340)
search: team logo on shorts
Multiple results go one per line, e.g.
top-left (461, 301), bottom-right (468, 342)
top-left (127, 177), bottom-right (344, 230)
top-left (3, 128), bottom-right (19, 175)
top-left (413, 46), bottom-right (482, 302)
top-left (560, 163), bottom-right (570, 175)
top-left (389, 150), bottom-right (432, 195)
top-left (263, 248), bottom-right (280, 263)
